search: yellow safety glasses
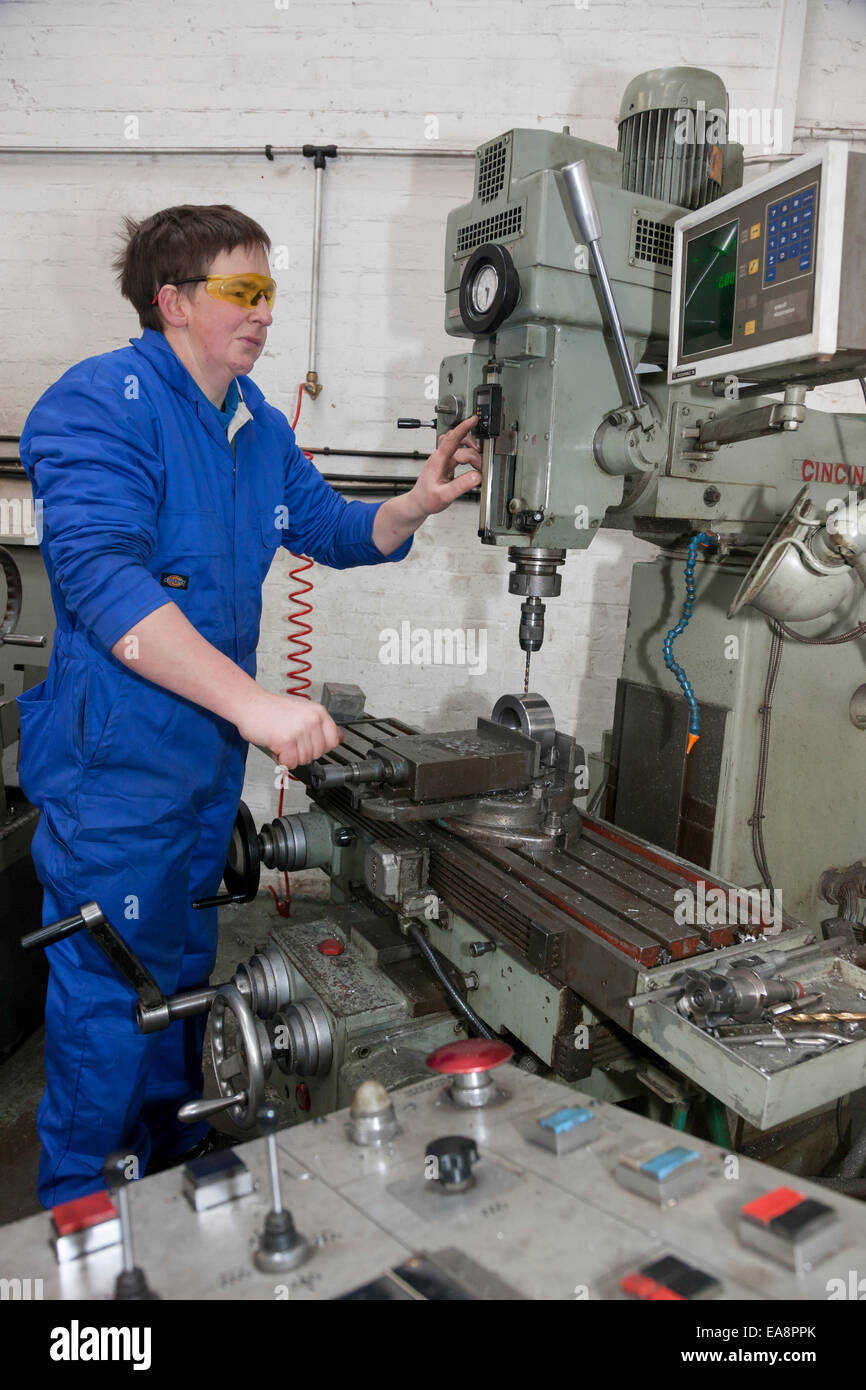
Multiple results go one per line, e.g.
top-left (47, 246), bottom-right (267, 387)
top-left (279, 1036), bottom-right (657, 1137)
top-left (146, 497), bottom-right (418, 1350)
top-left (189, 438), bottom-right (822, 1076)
top-left (152, 273), bottom-right (277, 310)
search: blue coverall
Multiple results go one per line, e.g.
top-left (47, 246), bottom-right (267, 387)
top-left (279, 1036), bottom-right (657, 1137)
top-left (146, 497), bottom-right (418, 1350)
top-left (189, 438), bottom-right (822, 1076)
top-left (17, 327), bottom-right (411, 1207)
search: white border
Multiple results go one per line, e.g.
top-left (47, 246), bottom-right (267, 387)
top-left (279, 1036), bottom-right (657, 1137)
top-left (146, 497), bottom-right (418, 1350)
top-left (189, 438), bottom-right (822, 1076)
top-left (667, 143), bottom-right (848, 384)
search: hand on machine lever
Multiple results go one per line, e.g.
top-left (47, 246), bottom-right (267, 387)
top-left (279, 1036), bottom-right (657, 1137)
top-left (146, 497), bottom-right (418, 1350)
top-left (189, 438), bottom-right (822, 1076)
top-left (233, 687), bottom-right (343, 769)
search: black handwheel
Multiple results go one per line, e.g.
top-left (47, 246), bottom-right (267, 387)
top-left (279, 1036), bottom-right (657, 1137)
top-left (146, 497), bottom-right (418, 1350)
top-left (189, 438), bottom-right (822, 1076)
top-left (192, 800), bottom-right (261, 909)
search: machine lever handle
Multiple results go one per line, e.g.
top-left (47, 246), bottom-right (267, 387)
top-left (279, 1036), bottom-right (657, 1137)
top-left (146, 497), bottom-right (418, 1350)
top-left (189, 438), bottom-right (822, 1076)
top-left (178, 1093), bottom-right (247, 1124)
top-left (560, 160), bottom-right (645, 414)
top-left (22, 900), bottom-right (166, 1016)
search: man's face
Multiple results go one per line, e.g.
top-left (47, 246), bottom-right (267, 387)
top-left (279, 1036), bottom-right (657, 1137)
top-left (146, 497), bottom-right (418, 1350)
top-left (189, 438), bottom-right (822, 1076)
top-left (179, 242), bottom-right (273, 381)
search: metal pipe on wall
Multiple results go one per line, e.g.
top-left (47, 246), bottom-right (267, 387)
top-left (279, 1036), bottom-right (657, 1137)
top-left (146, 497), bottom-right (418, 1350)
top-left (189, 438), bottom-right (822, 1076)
top-left (0, 144), bottom-right (475, 159)
top-left (308, 160), bottom-right (323, 384)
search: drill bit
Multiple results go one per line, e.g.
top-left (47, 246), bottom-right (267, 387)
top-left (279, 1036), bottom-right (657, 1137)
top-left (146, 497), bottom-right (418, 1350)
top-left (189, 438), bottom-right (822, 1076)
top-left (784, 1011), bottom-right (866, 1023)
top-left (523, 650), bottom-right (531, 694)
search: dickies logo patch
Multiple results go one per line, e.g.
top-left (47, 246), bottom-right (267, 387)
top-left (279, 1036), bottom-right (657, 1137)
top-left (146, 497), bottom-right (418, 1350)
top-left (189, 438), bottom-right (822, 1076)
top-left (160, 572), bottom-right (189, 590)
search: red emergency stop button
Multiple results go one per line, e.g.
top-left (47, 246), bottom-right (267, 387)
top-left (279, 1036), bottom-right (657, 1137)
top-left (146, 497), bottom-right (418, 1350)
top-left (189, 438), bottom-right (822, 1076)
top-left (317, 937), bottom-right (344, 956)
top-left (427, 1039), bottom-right (513, 1074)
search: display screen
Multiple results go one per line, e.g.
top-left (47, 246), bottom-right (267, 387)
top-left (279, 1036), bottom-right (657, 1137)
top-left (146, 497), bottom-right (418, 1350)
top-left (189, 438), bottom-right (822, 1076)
top-left (681, 218), bottom-right (739, 357)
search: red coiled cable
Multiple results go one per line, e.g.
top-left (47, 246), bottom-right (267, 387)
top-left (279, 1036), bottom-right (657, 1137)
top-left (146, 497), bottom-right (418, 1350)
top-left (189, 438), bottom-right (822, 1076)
top-left (270, 383), bottom-right (316, 916)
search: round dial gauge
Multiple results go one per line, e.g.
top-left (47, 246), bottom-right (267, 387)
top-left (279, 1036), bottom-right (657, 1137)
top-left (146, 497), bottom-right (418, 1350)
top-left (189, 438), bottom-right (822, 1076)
top-left (471, 263), bottom-right (500, 314)
top-left (458, 243), bottom-right (520, 335)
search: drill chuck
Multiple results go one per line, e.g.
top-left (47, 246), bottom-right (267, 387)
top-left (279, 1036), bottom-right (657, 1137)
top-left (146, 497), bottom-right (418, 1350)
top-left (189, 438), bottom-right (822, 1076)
top-left (519, 596), bottom-right (546, 653)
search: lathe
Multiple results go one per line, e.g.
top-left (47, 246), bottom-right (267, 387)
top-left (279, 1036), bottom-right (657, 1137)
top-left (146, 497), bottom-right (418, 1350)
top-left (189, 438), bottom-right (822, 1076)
top-left (21, 66), bottom-right (866, 1207)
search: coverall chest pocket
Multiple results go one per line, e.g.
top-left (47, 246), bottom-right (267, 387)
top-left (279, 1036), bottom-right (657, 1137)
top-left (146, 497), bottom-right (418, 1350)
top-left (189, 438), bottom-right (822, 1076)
top-left (153, 508), bottom-right (232, 642)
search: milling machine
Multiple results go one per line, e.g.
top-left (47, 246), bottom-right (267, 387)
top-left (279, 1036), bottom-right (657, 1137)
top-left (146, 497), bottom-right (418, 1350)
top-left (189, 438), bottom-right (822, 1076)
top-left (24, 67), bottom-right (866, 1172)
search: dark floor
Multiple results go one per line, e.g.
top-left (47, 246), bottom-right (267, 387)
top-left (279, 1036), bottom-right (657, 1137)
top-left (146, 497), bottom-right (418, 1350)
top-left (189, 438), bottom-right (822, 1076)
top-left (0, 891), bottom-right (329, 1226)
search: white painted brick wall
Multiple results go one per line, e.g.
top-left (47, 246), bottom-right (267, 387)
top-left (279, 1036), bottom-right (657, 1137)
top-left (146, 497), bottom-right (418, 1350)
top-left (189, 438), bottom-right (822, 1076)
top-left (1, 0), bottom-right (864, 885)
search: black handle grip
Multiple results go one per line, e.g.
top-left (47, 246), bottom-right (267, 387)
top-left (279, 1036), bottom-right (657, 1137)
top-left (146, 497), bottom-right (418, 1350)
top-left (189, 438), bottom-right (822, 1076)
top-left (192, 892), bottom-right (248, 910)
top-left (22, 911), bottom-right (87, 952)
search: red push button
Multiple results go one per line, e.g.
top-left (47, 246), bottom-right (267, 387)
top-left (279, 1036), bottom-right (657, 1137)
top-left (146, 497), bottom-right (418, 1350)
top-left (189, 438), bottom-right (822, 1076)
top-left (50, 1190), bottom-right (122, 1265)
top-left (52, 1190), bottom-right (117, 1237)
top-left (426, 1039), bottom-right (513, 1074)
top-left (317, 937), bottom-right (344, 956)
top-left (741, 1186), bottom-right (804, 1225)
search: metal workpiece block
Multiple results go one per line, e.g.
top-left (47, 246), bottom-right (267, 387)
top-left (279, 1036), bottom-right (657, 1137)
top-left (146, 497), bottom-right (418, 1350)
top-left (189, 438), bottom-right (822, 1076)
top-left (526, 1105), bottom-right (599, 1155)
top-left (373, 727), bottom-right (535, 802)
top-left (182, 1150), bottom-right (256, 1213)
top-left (738, 1187), bottom-right (844, 1274)
top-left (615, 1144), bottom-right (706, 1205)
top-left (321, 683), bottom-right (368, 723)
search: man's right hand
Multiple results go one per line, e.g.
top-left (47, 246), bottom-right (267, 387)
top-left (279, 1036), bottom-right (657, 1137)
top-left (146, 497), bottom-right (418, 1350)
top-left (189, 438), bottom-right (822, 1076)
top-left (112, 604), bottom-right (343, 770)
top-left (235, 689), bottom-right (343, 769)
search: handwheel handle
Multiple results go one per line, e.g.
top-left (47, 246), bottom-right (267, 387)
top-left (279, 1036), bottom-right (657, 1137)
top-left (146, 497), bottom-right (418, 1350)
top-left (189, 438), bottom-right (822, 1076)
top-left (178, 1092), bottom-right (248, 1124)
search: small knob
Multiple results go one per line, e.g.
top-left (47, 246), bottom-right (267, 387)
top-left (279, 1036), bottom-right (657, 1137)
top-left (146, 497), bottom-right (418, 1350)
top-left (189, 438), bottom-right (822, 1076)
top-left (258, 1103), bottom-right (279, 1137)
top-left (425, 1136), bottom-right (479, 1193)
top-left (347, 1080), bottom-right (400, 1147)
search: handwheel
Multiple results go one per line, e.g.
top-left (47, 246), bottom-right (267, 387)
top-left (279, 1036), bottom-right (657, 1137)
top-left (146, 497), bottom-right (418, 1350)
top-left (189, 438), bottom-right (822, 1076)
top-left (208, 982), bottom-right (268, 1131)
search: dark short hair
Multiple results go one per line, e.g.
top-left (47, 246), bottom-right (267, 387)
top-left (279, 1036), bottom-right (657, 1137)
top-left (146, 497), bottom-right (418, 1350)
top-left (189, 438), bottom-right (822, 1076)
top-left (113, 204), bottom-right (272, 330)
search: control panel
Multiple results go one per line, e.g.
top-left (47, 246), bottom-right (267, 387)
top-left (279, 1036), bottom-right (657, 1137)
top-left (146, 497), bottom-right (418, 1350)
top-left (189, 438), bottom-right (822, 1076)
top-left (669, 143), bottom-right (866, 385)
top-left (5, 1059), bottom-right (866, 1301)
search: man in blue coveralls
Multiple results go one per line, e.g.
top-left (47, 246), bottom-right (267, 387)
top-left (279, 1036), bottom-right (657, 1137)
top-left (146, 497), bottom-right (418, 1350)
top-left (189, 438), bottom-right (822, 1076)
top-left (18, 203), bottom-right (482, 1207)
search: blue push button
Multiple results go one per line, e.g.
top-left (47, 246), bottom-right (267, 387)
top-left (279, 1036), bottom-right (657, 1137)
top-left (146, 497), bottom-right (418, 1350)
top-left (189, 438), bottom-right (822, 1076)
top-left (779, 234), bottom-right (788, 246)
top-left (767, 252), bottom-right (776, 266)
top-left (640, 1146), bottom-right (701, 1180)
top-left (790, 229), bottom-right (799, 243)
top-left (768, 236), bottom-right (778, 251)
top-left (803, 205), bottom-right (813, 220)
top-left (799, 255), bottom-right (811, 271)
top-left (540, 1106), bottom-right (594, 1135)
top-left (792, 196), bottom-right (801, 209)
top-left (778, 250), bottom-right (787, 262)
top-left (766, 268), bottom-right (776, 282)
top-left (803, 187), bottom-right (814, 202)
top-left (769, 220), bottom-right (778, 235)
top-left (530, 1103), bottom-right (598, 1155)
top-left (781, 200), bottom-right (789, 213)
top-left (769, 203), bottom-right (779, 218)
top-left (791, 213), bottom-right (799, 226)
